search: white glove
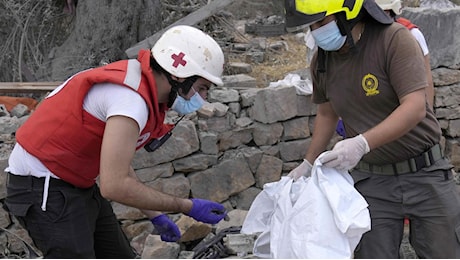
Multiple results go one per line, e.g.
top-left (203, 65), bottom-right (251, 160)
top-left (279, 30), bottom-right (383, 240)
top-left (287, 159), bottom-right (313, 181)
top-left (319, 134), bottom-right (370, 171)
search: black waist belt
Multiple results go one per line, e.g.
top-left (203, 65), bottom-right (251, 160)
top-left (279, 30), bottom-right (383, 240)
top-left (355, 144), bottom-right (443, 175)
top-left (7, 173), bottom-right (77, 190)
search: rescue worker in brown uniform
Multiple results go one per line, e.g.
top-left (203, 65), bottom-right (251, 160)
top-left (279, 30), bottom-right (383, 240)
top-left (285, 0), bottom-right (460, 258)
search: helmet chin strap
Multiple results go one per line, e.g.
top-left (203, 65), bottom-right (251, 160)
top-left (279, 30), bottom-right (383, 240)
top-left (317, 11), bottom-right (365, 74)
top-left (336, 11), bottom-right (364, 54)
top-left (166, 74), bottom-right (199, 108)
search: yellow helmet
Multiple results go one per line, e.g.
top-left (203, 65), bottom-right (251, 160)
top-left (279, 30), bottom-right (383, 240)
top-left (285, 0), bottom-right (393, 32)
top-left (296, 0), bottom-right (364, 20)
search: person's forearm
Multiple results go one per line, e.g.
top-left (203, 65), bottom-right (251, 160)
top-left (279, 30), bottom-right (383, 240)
top-left (99, 116), bottom-right (194, 214)
top-left (127, 169), bottom-right (175, 218)
top-left (141, 209), bottom-right (163, 219)
top-left (305, 103), bottom-right (338, 163)
top-left (363, 89), bottom-right (426, 150)
top-left (102, 167), bottom-right (193, 214)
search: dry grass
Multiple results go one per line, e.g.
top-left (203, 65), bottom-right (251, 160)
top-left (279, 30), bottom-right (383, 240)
top-left (228, 33), bottom-right (309, 88)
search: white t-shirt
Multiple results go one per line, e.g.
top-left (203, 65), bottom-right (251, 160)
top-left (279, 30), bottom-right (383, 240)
top-left (410, 28), bottom-right (429, 56)
top-left (6, 83), bottom-right (149, 178)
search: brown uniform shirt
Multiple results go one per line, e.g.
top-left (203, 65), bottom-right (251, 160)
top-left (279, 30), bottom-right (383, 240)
top-left (311, 21), bottom-right (441, 164)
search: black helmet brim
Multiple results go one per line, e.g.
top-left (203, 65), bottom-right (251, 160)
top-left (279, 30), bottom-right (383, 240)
top-left (284, 0), bottom-right (327, 32)
top-left (363, 0), bottom-right (393, 24)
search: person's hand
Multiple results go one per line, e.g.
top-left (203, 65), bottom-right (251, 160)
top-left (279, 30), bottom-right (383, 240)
top-left (186, 198), bottom-right (227, 224)
top-left (287, 159), bottom-right (313, 181)
top-left (150, 214), bottom-right (181, 242)
top-left (319, 134), bottom-right (370, 171)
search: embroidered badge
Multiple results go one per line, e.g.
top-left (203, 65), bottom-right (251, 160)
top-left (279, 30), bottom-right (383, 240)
top-left (362, 73), bottom-right (380, 96)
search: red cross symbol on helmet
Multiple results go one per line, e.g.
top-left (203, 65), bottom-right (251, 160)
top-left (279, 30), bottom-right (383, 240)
top-left (171, 52), bottom-right (187, 68)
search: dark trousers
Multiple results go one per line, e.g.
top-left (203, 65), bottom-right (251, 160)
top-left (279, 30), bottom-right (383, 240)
top-left (4, 174), bottom-right (136, 259)
top-left (351, 160), bottom-right (460, 259)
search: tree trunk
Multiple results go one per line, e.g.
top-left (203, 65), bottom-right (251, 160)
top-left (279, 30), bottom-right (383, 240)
top-left (50, 0), bottom-right (163, 81)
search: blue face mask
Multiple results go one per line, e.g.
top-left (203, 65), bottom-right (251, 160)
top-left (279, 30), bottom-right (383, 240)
top-left (311, 20), bottom-right (347, 51)
top-left (171, 88), bottom-right (206, 115)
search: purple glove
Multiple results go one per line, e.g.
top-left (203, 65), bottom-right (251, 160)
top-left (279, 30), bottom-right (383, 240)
top-left (186, 198), bottom-right (227, 224)
top-left (150, 214), bottom-right (181, 242)
top-left (336, 119), bottom-right (346, 138)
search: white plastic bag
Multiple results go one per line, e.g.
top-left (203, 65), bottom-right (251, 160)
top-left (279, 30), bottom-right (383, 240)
top-left (241, 152), bottom-right (371, 258)
top-left (268, 73), bottom-right (313, 95)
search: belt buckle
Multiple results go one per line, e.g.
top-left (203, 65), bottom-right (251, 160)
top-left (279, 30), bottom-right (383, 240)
top-left (424, 151), bottom-right (432, 167)
top-left (409, 158), bottom-right (418, 172)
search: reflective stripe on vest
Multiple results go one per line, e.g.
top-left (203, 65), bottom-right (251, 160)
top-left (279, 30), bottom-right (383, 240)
top-left (124, 59), bottom-right (142, 91)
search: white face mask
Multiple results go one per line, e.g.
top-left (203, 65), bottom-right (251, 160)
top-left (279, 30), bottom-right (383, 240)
top-left (311, 20), bottom-right (347, 51)
top-left (171, 88), bottom-right (206, 115)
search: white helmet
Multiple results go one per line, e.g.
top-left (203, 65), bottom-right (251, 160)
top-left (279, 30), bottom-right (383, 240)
top-left (151, 25), bottom-right (224, 86)
top-left (375, 0), bottom-right (402, 15)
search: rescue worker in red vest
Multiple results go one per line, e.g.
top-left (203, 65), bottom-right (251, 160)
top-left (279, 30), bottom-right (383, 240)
top-left (4, 25), bottom-right (227, 258)
top-left (284, 0), bottom-right (460, 258)
top-left (376, 0), bottom-right (434, 108)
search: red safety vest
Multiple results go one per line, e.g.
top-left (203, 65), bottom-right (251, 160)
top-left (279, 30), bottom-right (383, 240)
top-left (16, 49), bottom-right (173, 188)
top-left (396, 17), bottom-right (418, 30)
